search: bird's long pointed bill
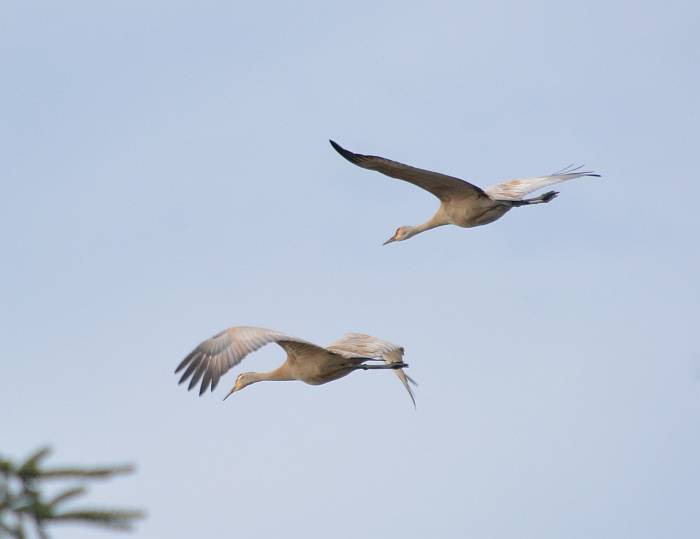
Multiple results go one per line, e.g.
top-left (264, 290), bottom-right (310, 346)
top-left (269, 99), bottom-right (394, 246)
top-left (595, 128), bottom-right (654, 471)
top-left (383, 236), bottom-right (397, 246)
top-left (223, 388), bottom-right (236, 401)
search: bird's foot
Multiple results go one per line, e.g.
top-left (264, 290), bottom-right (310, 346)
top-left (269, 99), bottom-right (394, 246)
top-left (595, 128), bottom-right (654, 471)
top-left (390, 362), bottom-right (409, 370)
top-left (541, 191), bottom-right (559, 203)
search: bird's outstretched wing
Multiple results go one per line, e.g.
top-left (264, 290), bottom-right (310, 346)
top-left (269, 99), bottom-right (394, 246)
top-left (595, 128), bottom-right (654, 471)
top-left (327, 333), bottom-right (417, 407)
top-left (485, 164), bottom-right (601, 201)
top-left (174, 326), bottom-right (323, 396)
top-left (330, 140), bottom-right (485, 202)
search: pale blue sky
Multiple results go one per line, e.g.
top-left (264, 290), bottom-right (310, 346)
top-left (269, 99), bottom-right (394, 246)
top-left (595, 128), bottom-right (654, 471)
top-left (2, 1), bottom-right (699, 538)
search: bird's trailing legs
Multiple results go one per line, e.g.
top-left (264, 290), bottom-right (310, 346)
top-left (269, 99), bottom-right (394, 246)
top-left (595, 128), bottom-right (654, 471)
top-left (509, 191), bottom-right (559, 207)
top-left (353, 362), bottom-right (409, 371)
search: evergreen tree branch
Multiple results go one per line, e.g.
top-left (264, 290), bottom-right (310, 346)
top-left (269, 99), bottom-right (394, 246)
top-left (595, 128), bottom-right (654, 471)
top-left (51, 509), bottom-right (145, 530)
top-left (47, 486), bottom-right (86, 508)
top-left (0, 446), bottom-right (144, 537)
top-left (40, 464), bottom-right (134, 480)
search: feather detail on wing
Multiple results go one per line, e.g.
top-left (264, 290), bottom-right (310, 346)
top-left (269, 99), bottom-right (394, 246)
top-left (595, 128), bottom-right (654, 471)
top-left (330, 140), bottom-right (484, 201)
top-left (174, 326), bottom-right (317, 396)
top-left (485, 164), bottom-right (601, 201)
top-left (327, 333), bottom-right (417, 407)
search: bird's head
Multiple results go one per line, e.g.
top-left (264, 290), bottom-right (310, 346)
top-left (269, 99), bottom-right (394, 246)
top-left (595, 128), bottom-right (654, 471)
top-left (383, 226), bottom-right (417, 245)
top-left (223, 372), bottom-right (258, 400)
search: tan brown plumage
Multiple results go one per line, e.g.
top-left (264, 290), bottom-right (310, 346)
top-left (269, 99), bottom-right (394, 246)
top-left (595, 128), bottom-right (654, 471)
top-left (175, 326), bottom-right (416, 405)
top-left (330, 139), bottom-right (600, 244)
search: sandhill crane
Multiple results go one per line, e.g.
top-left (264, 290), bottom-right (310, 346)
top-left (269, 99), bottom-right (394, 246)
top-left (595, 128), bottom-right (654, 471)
top-left (330, 140), bottom-right (600, 244)
top-left (175, 326), bottom-right (417, 405)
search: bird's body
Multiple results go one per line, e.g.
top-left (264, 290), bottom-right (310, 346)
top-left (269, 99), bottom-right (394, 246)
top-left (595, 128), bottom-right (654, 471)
top-left (273, 341), bottom-right (369, 386)
top-left (175, 326), bottom-right (416, 405)
top-left (329, 140), bottom-right (600, 243)
top-left (435, 195), bottom-right (511, 228)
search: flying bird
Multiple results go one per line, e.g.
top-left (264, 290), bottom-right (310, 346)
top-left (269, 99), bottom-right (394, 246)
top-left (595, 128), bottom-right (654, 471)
top-left (330, 140), bottom-right (600, 244)
top-left (175, 326), bottom-right (416, 405)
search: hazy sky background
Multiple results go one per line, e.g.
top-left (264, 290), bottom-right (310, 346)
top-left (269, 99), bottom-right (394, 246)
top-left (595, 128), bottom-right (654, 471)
top-left (2, 1), bottom-right (699, 538)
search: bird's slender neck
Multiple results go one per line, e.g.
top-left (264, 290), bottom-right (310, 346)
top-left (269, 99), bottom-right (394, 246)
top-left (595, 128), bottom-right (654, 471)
top-left (250, 363), bottom-right (295, 384)
top-left (412, 209), bottom-right (449, 235)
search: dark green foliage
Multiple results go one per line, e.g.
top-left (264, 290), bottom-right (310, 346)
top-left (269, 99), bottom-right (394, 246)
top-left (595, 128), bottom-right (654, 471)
top-left (0, 447), bottom-right (143, 538)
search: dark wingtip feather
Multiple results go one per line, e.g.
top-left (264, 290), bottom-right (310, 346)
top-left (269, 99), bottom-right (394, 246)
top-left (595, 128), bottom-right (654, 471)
top-left (177, 352), bottom-right (204, 385)
top-left (186, 357), bottom-right (208, 391)
top-left (174, 349), bottom-right (197, 373)
top-left (329, 139), bottom-right (362, 165)
top-left (178, 362), bottom-right (196, 385)
top-left (199, 370), bottom-right (213, 396)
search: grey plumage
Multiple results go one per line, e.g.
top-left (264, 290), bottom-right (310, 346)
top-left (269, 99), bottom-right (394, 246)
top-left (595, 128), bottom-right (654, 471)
top-left (330, 139), bottom-right (600, 244)
top-left (175, 326), bottom-right (416, 405)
